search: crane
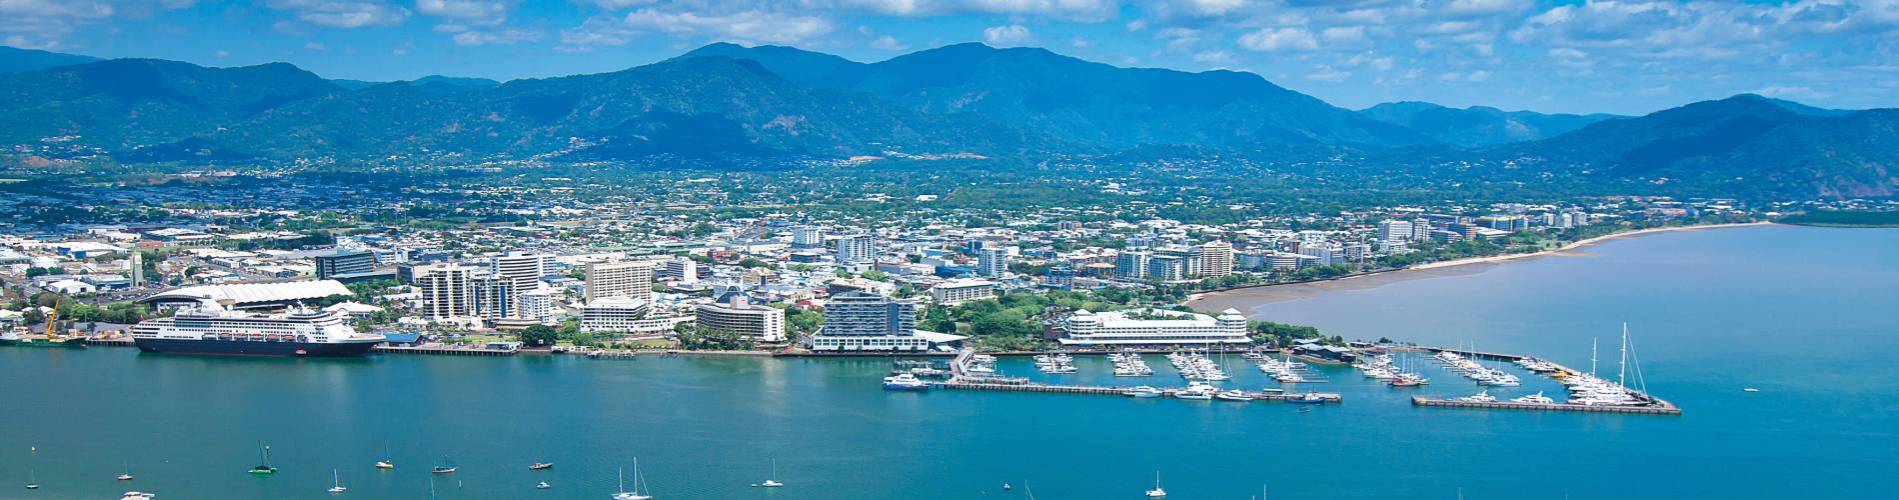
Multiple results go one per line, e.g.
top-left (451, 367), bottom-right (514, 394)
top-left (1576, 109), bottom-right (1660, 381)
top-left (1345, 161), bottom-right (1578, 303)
top-left (44, 300), bottom-right (60, 340)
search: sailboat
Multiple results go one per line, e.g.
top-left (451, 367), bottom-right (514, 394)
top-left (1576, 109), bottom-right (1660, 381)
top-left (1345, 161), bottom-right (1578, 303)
top-left (249, 444), bottom-right (278, 475)
top-left (613, 460), bottom-right (655, 500)
top-left (24, 446), bottom-right (39, 490)
top-left (375, 443), bottom-right (393, 470)
top-left (118, 462), bottom-right (135, 481)
top-left (754, 459), bottom-right (783, 488)
top-left (1144, 471), bottom-right (1166, 498)
top-left (328, 469), bottom-right (347, 494)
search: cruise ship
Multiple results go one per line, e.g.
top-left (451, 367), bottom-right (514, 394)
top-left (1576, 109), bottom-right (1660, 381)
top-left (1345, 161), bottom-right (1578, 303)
top-left (130, 299), bottom-right (384, 357)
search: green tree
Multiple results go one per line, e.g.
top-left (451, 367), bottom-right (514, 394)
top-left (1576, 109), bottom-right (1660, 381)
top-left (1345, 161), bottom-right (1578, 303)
top-left (519, 325), bottom-right (558, 347)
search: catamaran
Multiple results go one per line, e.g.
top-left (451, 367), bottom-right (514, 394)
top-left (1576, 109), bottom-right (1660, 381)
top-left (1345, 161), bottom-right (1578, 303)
top-left (375, 444), bottom-right (394, 470)
top-left (327, 469), bottom-right (347, 494)
top-left (1144, 471), bottom-right (1167, 498)
top-left (249, 445), bottom-right (278, 475)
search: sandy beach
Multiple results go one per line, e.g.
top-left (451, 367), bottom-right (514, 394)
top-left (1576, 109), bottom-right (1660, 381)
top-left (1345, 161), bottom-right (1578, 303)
top-left (1186, 221), bottom-right (1775, 312)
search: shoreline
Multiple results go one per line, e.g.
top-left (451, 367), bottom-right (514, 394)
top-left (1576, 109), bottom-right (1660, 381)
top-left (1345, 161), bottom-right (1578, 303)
top-left (1187, 221), bottom-right (1775, 310)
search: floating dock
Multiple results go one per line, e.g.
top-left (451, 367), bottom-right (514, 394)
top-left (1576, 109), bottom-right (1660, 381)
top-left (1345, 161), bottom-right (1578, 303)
top-left (937, 380), bottom-right (1340, 404)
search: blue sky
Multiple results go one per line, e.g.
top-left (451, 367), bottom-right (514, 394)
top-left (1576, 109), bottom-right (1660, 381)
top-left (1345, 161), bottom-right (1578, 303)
top-left (4, 1), bottom-right (1898, 115)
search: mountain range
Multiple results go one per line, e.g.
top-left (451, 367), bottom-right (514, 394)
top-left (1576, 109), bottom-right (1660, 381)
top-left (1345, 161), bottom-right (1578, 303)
top-left (0, 43), bottom-right (1893, 198)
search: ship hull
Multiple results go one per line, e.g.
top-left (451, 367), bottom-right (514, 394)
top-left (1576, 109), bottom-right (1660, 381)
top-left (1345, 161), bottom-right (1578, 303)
top-left (0, 337), bottom-right (87, 348)
top-left (134, 338), bottom-right (378, 357)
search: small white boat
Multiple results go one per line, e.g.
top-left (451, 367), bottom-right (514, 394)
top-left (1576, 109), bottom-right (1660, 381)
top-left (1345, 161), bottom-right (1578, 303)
top-left (1457, 391), bottom-right (1497, 403)
top-left (328, 469), bottom-right (347, 494)
top-left (1173, 383), bottom-right (1215, 400)
top-left (537, 481), bottom-right (552, 490)
top-left (121, 492), bottom-right (156, 500)
top-left (613, 461), bottom-right (655, 500)
top-left (881, 373), bottom-right (930, 391)
top-left (1145, 471), bottom-right (1167, 498)
top-left (1215, 390), bottom-right (1254, 402)
top-left (756, 459), bottom-right (783, 488)
top-left (1511, 392), bottom-right (1554, 404)
top-left (1742, 387), bottom-right (1760, 393)
top-left (1125, 386), bottom-right (1164, 398)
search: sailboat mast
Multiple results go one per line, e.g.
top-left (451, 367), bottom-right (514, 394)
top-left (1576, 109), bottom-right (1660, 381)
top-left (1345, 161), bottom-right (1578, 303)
top-left (1619, 323), bottom-right (1629, 388)
top-left (1590, 337), bottom-right (1598, 375)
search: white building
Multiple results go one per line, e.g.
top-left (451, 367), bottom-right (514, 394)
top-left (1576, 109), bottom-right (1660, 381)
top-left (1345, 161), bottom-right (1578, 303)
top-left (810, 291), bottom-right (942, 351)
top-left (792, 225), bottom-right (824, 248)
top-left (836, 233), bottom-right (875, 264)
top-left (929, 279), bottom-right (997, 305)
top-left (1193, 241), bottom-right (1234, 278)
top-left (417, 265), bottom-right (481, 324)
top-left (1115, 251), bottom-right (1150, 279)
top-left (695, 295), bottom-right (787, 343)
top-left (657, 258), bottom-right (698, 283)
top-left (1377, 220), bottom-right (1415, 243)
top-left (585, 260), bottom-right (654, 305)
top-left (1059, 308), bottom-right (1252, 346)
top-left (976, 246), bottom-right (1008, 278)
top-left (580, 296), bottom-right (651, 333)
top-left (518, 287), bottom-right (560, 325)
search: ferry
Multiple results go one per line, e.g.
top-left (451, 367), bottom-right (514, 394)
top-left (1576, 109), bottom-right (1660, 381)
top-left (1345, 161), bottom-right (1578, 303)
top-left (130, 299), bottom-right (383, 357)
top-left (1124, 386), bottom-right (1164, 398)
top-left (882, 373), bottom-right (930, 391)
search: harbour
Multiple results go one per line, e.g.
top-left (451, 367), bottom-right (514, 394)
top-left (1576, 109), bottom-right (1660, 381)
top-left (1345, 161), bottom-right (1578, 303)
top-left (1, 226), bottom-right (1896, 499)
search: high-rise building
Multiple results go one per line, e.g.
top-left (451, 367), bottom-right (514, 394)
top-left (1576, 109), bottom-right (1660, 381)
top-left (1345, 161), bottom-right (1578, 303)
top-left (1377, 220), bottom-right (1415, 243)
top-left (518, 287), bottom-right (559, 325)
top-left (929, 279), bottom-right (997, 305)
top-left (1147, 255), bottom-right (1187, 281)
top-left (811, 292), bottom-right (925, 351)
top-left (417, 264), bottom-right (480, 323)
top-left (472, 274), bottom-right (514, 321)
top-left (976, 246), bottom-right (1008, 278)
top-left (585, 261), bottom-right (654, 305)
top-left (1193, 241), bottom-right (1234, 278)
top-left (836, 233), bottom-right (875, 264)
top-left (792, 226), bottom-right (824, 248)
top-left (695, 294), bottom-right (787, 343)
top-left (128, 251), bottom-right (144, 287)
top-left (1115, 251), bottom-right (1151, 280)
top-left (492, 252), bottom-right (552, 315)
top-left (314, 249), bottom-right (376, 280)
top-left (1045, 265), bottom-right (1075, 290)
top-left (656, 257), bottom-right (698, 283)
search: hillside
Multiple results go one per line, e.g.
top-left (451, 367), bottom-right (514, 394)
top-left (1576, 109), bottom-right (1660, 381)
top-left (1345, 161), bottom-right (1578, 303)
top-left (0, 46), bottom-right (98, 73)
top-left (1359, 102), bottom-right (1618, 147)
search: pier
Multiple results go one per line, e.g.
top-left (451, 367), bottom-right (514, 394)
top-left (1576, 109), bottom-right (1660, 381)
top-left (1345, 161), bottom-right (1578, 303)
top-left (937, 348), bottom-right (1341, 404)
top-left (372, 345), bottom-right (518, 357)
top-left (1412, 396), bottom-right (1681, 415)
top-left (1415, 346), bottom-right (1682, 416)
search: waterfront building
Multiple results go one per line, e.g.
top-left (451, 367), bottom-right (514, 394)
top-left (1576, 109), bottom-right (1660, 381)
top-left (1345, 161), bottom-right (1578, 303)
top-left (492, 251), bottom-right (553, 314)
top-left (129, 250), bottom-right (144, 287)
top-left (473, 274), bottom-right (514, 321)
top-left (1115, 251), bottom-right (1151, 280)
top-left (314, 249), bottom-right (376, 280)
top-left (417, 265), bottom-right (481, 325)
top-left (580, 296), bottom-right (650, 333)
top-left (1147, 254), bottom-right (1187, 281)
top-left (518, 287), bottom-right (559, 324)
top-left (585, 260), bottom-right (655, 305)
top-left (1298, 244), bottom-right (1344, 266)
top-left (1377, 220), bottom-right (1415, 243)
top-left (695, 294), bottom-right (787, 343)
top-left (811, 291), bottom-right (931, 351)
top-left (929, 279), bottom-right (997, 305)
top-left (1059, 308), bottom-right (1252, 346)
top-left (836, 233), bottom-right (875, 263)
top-left (976, 246), bottom-right (1008, 278)
top-left (1194, 241), bottom-right (1234, 278)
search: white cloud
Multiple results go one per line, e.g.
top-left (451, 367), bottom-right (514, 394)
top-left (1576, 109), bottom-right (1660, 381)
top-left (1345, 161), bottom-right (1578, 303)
top-left (1307, 67), bottom-right (1351, 82)
top-left (822, 0), bottom-right (1118, 23)
top-left (416, 0), bottom-right (513, 26)
top-left (620, 8), bottom-right (834, 45)
top-left (558, 15), bottom-right (637, 51)
top-left (1238, 27), bottom-right (1317, 52)
top-left (1191, 50), bottom-right (1235, 64)
top-left (1321, 26), bottom-right (1367, 44)
top-left (304, 41), bottom-right (327, 51)
top-left (453, 28), bottom-right (540, 46)
top-left (213, 49), bottom-right (230, 58)
top-left (983, 23), bottom-right (1034, 47)
top-left (268, 0), bottom-right (411, 29)
top-left (871, 34), bottom-right (910, 51)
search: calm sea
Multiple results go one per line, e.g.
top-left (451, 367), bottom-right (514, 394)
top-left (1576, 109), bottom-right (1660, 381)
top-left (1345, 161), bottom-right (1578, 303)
top-left (2, 225), bottom-right (1895, 499)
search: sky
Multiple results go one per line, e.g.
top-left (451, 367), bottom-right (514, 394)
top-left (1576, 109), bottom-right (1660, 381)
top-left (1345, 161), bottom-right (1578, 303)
top-left (4, 0), bottom-right (1899, 115)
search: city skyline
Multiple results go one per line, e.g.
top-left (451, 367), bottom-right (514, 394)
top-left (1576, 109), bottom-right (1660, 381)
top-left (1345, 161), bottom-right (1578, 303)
top-left (6, 0), bottom-right (1899, 115)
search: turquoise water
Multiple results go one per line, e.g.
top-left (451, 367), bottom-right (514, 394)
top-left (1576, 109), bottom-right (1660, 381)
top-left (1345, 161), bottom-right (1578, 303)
top-left (3, 225), bottom-right (1896, 499)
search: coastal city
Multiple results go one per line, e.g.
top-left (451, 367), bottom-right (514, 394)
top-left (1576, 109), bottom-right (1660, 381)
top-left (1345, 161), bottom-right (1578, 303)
top-left (6, 1), bottom-right (1899, 498)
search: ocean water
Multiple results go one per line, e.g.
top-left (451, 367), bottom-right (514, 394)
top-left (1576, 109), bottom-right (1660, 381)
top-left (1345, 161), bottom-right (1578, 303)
top-left (2, 225), bottom-right (1896, 499)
